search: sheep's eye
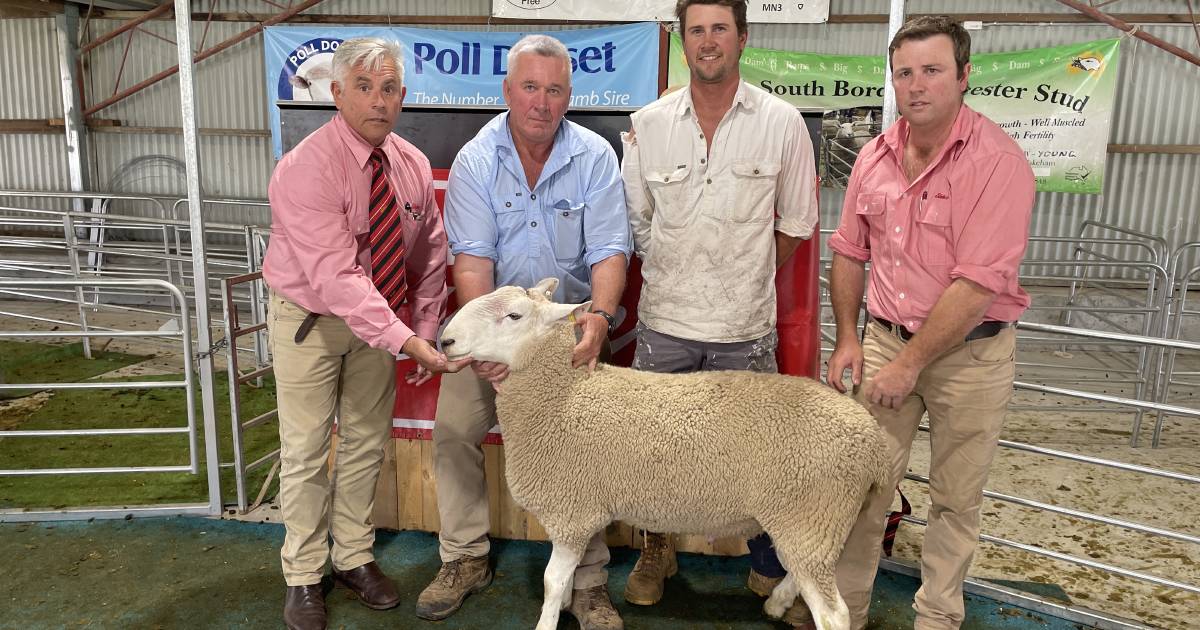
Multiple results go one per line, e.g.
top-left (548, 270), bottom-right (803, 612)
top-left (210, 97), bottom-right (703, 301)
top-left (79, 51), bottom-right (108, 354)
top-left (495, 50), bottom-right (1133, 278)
top-left (506, 313), bottom-right (523, 321)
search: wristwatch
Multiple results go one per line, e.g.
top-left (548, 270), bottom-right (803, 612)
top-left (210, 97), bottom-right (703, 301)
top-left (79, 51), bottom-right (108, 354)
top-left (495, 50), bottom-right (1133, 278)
top-left (592, 308), bottom-right (616, 334)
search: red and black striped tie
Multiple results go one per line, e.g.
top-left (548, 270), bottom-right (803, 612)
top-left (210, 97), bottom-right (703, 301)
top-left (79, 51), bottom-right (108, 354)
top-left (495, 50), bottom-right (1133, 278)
top-left (368, 148), bottom-right (407, 314)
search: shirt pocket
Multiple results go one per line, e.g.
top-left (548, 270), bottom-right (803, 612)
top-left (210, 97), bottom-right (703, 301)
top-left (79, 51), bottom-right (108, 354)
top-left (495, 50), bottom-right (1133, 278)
top-left (492, 195), bottom-right (526, 235)
top-left (645, 164), bottom-right (692, 229)
top-left (855, 192), bottom-right (887, 240)
top-left (915, 183), bottom-right (953, 268)
top-left (551, 198), bottom-right (586, 261)
top-left (727, 160), bottom-right (781, 223)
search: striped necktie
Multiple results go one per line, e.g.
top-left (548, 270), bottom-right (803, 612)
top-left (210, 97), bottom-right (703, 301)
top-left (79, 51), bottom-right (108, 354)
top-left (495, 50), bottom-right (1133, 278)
top-left (368, 148), bottom-right (407, 314)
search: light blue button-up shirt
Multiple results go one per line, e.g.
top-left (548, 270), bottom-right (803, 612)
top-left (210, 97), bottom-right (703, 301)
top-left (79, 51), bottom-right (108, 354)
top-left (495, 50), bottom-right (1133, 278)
top-left (444, 112), bottom-right (632, 304)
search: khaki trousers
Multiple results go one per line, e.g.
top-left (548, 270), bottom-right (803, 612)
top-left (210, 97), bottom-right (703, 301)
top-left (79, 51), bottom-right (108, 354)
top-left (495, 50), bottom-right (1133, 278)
top-left (268, 292), bottom-right (397, 586)
top-left (433, 367), bottom-right (611, 590)
top-left (836, 320), bottom-right (1016, 630)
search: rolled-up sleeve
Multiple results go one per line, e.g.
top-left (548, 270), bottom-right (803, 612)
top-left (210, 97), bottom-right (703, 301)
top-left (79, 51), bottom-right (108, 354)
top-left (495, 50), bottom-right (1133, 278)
top-left (949, 153), bottom-right (1035, 294)
top-left (621, 128), bottom-right (653, 259)
top-left (774, 109), bottom-right (819, 239)
top-left (827, 161), bottom-right (872, 263)
top-left (268, 161), bottom-right (415, 355)
top-left (444, 153), bottom-right (498, 261)
top-left (406, 171), bottom-right (449, 341)
top-left (583, 144), bottom-right (632, 268)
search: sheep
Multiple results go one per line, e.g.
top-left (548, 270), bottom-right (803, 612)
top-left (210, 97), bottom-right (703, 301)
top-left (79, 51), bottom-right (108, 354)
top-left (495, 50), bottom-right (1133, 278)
top-left (287, 58), bottom-right (334, 101)
top-left (438, 278), bottom-right (889, 630)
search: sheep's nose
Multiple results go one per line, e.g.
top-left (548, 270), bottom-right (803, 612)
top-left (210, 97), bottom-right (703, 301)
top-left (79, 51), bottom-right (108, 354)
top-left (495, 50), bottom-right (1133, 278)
top-left (441, 338), bottom-right (455, 348)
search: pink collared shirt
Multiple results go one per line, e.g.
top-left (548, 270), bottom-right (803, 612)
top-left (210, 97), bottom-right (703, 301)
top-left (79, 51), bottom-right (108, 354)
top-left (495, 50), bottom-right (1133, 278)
top-left (263, 113), bottom-right (447, 355)
top-left (828, 104), bottom-right (1035, 332)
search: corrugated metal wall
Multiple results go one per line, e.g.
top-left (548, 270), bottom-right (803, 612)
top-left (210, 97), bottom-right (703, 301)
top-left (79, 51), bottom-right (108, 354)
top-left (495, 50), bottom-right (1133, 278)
top-left (0, 18), bottom-right (71, 212)
top-left (1, 1), bottom-right (1197, 254)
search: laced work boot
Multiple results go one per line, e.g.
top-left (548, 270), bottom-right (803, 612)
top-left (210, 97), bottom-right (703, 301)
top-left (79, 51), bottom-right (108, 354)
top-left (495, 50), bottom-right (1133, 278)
top-left (622, 532), bottom-right (677, 605)
top-left (567, 584), bottom-right (624, 630)
top-left (747, 568), bottom-right (815, 628)
top-left (414, 555), bottom-right (492, 620)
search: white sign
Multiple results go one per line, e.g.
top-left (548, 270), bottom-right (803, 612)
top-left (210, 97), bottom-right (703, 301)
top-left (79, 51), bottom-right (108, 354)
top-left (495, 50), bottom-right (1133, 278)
top-left (492, 0), bottom-right (829, 23)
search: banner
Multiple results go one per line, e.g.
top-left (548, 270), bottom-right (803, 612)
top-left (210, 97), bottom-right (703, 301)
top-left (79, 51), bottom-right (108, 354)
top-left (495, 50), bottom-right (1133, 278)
top-left (668, 35), bottom-right (1121, 193)
top-left (264, 23), bottom-right (660, 159)
top-left (492, 0), bottom-right (830, 23)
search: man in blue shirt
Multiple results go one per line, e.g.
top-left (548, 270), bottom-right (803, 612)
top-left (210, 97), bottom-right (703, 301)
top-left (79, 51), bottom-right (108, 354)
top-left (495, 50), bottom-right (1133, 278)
top-left (415, 34), bottom-right (631, 630)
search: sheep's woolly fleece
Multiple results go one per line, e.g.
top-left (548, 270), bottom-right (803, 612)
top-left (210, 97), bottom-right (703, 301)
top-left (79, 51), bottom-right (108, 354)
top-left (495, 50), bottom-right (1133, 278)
top-left (495, 323), bottom-right (889, 557)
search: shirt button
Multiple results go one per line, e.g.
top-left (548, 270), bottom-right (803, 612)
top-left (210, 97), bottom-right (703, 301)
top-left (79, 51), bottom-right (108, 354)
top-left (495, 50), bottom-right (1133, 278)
top-left (530, 194), bottom-right (536, 200)
top-left (706, 178), bottom-right (712, 184)
top-left (894, 226), bottom-right (901, 233)
top-left (899, 292), bottom-right (906, 299)
top-left (699, 133), bottom-right (704, 138)
top-left (700, 158), bottom-right (706, 164)
top-left (516, 192), bottom-right (521, 196)
top-left (562, 211), bottom-right (569, 217)
top-left (753, 169), bottom-right (760, 174)
top-left (909, 321), bottom-right (916, 327)
top-left (895, 260), bottom-right (901, 267)
top-left (505, 202), bottom-right (511, 208)
top-left (664, 177), bottom-right (670, 182)
top-left (530, 221), bottom-right (537, 227)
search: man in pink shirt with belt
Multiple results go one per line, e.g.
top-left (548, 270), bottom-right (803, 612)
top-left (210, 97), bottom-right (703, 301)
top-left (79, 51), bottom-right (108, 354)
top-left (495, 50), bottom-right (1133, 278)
top-left (262, 38), bottom-right (467, 630)
top-left (826, 16), bottom-right (1035, 630)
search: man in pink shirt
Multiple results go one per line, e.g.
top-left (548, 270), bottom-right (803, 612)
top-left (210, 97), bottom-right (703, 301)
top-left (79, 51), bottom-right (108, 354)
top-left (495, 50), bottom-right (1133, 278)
top-left (826, 16), bottom-right (1035, 630)
top-left (263, 38), bottom-right (467, 630)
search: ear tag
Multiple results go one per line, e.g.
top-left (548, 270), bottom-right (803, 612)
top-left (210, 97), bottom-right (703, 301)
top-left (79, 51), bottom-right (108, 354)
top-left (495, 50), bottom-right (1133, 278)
top-left (568, 312), bottom-right (576, 324)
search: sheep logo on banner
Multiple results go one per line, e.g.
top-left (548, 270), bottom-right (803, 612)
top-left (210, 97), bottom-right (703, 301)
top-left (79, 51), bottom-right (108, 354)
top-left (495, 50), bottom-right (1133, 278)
top-left (1070, 55), bottom-right (1103, 72)
top-left (503, 0), bottom-right (560, 9)
top-left (277, 37), bottom-right (343, 102)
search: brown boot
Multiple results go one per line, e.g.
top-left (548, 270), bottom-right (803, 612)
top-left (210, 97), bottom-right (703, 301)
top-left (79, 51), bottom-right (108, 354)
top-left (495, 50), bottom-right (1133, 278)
top-left (333, 561), bottom-right (401, 610)
top-left (747, 568), bottom-right (814, 628)
top-left (283, 584), bottom-right (326, 630)
top-left (414, 555), bottom-right (493, 620)
top-left (567, 584), bottom-right (624, 630)
top-left (622, 532), bottom-right (677, 606)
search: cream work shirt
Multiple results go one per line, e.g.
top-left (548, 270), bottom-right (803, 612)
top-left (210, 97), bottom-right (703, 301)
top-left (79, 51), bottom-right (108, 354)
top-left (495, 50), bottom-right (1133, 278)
top-left (622, 81), bottom-right (818, 343)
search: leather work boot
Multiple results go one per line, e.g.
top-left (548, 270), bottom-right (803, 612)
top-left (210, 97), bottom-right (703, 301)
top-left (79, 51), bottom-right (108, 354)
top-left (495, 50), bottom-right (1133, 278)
top-left (623, 532), bottom-right (677, 605)
top-left (568, 584), bottom-right (625, 630)
top-left (283, 584), bottom-right (326, 630)
top-left (414, 555), bottom-right (493, 620)
top-left (332, 560), bottom-right (401, 609)
top-left (747, 568), bottom-right (816, 629)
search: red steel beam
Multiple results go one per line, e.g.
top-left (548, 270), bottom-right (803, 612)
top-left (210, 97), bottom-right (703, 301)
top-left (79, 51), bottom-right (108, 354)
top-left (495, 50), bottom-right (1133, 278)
top-left (83, 0), bottom-right (327, 117)
top-left (79, 0), bottom-right (172, 56)
top-left (1056, 0), bottom-right (1200, 67)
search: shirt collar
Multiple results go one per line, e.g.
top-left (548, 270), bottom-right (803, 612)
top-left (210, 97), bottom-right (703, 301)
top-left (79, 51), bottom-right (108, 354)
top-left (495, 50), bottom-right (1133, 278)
top-left (334, 113), bottom-right (387, 170)
top-left (881, 102), bottom-right (976, 161)
top-left (677, 79), bottom-right (755, 120)
top-left (493, 111), bottom-right (586, 162)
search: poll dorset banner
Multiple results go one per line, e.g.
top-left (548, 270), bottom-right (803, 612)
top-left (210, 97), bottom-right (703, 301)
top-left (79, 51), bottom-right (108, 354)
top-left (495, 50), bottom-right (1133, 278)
top-left (669, 35), bottom-right (1121, 193)
top-left (264, 23), bottom-right (660, 159)
top-left (491, 0), bottom-right (830, 23)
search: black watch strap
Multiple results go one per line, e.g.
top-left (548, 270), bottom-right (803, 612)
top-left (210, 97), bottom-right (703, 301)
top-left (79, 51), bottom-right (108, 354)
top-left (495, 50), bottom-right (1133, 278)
top-left (592, 308), bottom-right (616, 332)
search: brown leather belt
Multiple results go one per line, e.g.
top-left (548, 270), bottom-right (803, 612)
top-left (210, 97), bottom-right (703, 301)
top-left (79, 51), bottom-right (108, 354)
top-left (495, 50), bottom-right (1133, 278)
top-left (870, 315), bottom-right (1010, 343)
top-left (294, 312), bottom-right (320, 344)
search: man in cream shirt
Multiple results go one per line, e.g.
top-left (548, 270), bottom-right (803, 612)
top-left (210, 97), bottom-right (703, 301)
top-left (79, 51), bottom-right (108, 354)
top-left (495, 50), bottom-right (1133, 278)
top-left (619, 0), bottom-right (818, 626)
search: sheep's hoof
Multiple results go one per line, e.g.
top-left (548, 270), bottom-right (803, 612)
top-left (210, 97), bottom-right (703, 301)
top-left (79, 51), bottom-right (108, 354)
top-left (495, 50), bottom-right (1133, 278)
top-left (764, 597), bottom-right (788, 619)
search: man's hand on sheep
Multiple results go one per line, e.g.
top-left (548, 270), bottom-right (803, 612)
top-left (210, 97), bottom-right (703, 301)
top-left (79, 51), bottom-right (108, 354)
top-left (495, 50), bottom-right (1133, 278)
top-left (571, 311), bottom-right (608, 373)
top-left (864, 359), bottom-right (919, 410)
top-left (402, 336), bottom-right (472, 386)
top-left (826, 341), bottom-right (864, 393)
top-left (471, 360), bottom-right (511, 391)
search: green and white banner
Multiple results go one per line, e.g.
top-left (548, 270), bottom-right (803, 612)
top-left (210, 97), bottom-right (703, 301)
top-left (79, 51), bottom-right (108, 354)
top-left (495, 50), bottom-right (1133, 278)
top-left (668, 35), bottom-right (1121, 193)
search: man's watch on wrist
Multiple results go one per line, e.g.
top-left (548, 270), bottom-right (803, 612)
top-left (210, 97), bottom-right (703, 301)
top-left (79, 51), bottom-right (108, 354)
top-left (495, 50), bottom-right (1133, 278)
top-left (592, 309), bottom-right (616, 334)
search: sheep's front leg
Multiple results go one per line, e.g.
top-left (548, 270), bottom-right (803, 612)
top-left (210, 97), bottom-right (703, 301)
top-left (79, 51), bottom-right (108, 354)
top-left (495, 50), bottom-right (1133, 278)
top-left (536, 541), bottom-right (584, 630)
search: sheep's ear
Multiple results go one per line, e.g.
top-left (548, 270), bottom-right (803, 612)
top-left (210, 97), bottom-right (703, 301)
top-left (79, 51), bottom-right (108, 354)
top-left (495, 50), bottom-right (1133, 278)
top-left (545, 301), bottom-right (589, 323)
top-left (530, 277), bottom-right (559, 301)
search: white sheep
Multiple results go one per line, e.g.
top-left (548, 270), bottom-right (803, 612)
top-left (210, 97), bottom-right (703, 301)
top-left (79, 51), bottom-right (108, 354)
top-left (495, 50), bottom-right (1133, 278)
top-left (439, 279), bottom-right (889, 630)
